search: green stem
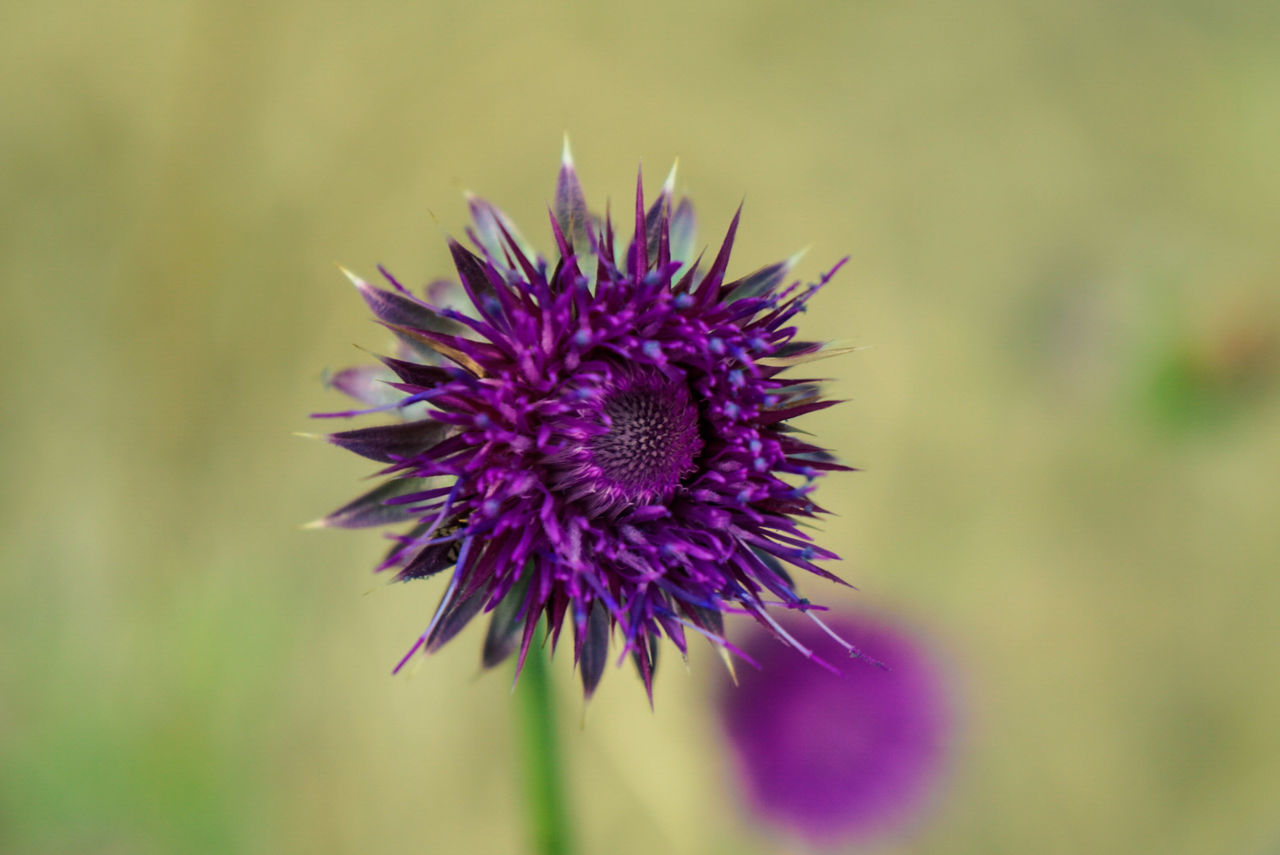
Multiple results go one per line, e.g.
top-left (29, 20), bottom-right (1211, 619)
top-left (516, 636), bottom-right (573, 855)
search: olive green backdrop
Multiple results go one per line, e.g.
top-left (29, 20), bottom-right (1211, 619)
top-left (3, 1), bottom-right (1278, 853)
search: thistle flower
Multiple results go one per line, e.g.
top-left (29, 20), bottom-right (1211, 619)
top-left (718, 612), bottom-right (950, 845)
top-left (312, 142), bottom-right (853, 700)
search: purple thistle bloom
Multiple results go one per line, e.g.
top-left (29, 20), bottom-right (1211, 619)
top-left (311, 142), bottom-right (853, 700)
top-left (718, 612), bottom-right (950, 846)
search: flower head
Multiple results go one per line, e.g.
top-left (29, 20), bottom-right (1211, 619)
top-left (718, 611), bottom-right (950, 845)
top-left (312, 142), bottom-right (852, 700)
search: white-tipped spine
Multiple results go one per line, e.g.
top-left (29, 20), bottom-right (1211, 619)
top-left (337, 264), bottom-right (366, 289)
top-left (662, 158), bottom-right (679, 197)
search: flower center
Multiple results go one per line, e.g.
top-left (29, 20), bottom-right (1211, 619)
top-left (587, 373), bottom-right (703, 503)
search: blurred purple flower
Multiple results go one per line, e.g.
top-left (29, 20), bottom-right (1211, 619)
top-left (311, 142), bottom-right (855, 700)
top-left (719, 611), bottom-right (950, 845)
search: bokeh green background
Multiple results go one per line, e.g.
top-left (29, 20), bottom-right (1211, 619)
top-left (4, 1), bottom-right (1278, 853)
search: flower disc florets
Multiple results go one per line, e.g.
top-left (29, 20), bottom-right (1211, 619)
top-left (558, 366), bottom-right (702, 513)
top-left (313, 143), bottom-right (853, 700)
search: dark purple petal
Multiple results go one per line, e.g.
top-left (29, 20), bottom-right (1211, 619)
top-left (394, 540), bottom-right (461, 582)
top-left (447, 238), bottom-right (502, 314)
top-left (642, 162), bottom-right (675, 268)
top-left (725, 252), bottom-right (800, 302)
top-left (425, 589), bottom-right (487, 653)
top-left (376, 353), bottom-right (453, 389)
top-left (630, 632), bottom-right (659, 707)
top-left (771, 339), bottom-right (824, 359)
top-left (629, 169), bottom-right (647, 280)
top-left (378, 322), bottom-right (486, 377)
top-left (554, 138), bottom-right (590, 251)
top-left (482, 574), bottom-right (531, 668)
top-left (694, 203), bottom-right (742, 302)
top-left (311, 478), bottom-right (430, 529)
top-left (344, 267), bottom-right (464, 335)
top-left (756, 398), bottom-right (844, 424)
top-left (326, 419), bottom-right (450, 463)
top-left (578, 600), bottom-right (610, 698)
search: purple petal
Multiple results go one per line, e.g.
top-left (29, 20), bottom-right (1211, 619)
top-left (313, 478), bottom-right (429, 529)
top-left (394, 532), bottom-right (463, 582)
top-left (725, 252), bottom-right (800, 302)
top-left (467, 194), bottom-right (535, 269)
top-left (376, 354), bottom-right (453, 388)
top-left (326, 365), bottom-right (398, 407)
top-left (579, 600), bottom-right (610, 698)
top-left (344, 267), bottom-right (463, 335)
top-left (447, 238), bottom-right (502, 313)
top-left (554, 137), bottom-right (590, 251)
top-left (481, 575), bottom-right (531, 669)
top-left (643, 161), bottom-right (676, 269)
top-left (425, 589), bottom-right (487, 653)
top-left (696, 204), bottom-right (742, 301)
top-left (379, 322), bottom-right (486, 377)
top-left (326, 419), bottom-right (450, 463)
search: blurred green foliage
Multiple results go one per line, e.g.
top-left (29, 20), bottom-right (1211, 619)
top-left (3, 1), bottom-right (1278, 853)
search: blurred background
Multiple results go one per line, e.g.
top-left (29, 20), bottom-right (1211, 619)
top-left (3, 0), bottom-right (1278, 852)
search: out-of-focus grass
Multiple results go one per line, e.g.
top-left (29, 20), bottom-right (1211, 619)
top-left (3, 1), bottom-right (1278, 853)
